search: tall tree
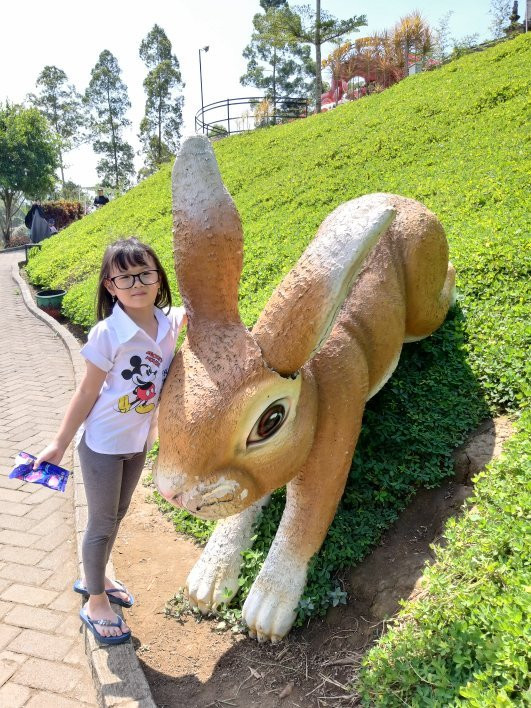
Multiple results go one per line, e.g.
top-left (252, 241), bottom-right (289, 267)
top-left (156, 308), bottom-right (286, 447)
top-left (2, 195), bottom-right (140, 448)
top-left (288, 2), bottom-right (366, 112)
top-left (0, 103), bottom-right (58, 247)
top-left (139, 25), bottom-right (184, 176)
top-left (432, 11), bottom-right (454, 63)
top-left (85, 50), bottom-right (135, 191)
top-left (27, 66), bottom-right (85, 190)
top-left (241, 3), bottom-right (315, 119)
top-left (260, 0), bottom-right (288, 8)
top-left (489, 0), bottom-right (512, 38)
top-left (505, 1), bottom-right (524, 35)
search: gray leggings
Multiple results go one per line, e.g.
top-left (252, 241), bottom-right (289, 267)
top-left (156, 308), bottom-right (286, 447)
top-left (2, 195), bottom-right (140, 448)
top-left (78, 433), bottom-right (146, 595)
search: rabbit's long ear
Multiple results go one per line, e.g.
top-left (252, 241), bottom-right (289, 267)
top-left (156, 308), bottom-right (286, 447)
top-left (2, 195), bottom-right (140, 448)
top-left (172, 136), bottom-right (243, 325)
top-left (253, 197), bottom-right (396, 376)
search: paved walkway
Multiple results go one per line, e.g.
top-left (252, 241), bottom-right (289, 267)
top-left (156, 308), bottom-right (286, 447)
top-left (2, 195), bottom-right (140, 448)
top-left (0, 252), bottom-right (97, 707)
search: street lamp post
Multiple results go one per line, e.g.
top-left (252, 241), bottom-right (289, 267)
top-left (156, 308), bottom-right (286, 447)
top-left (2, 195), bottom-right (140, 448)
top-left (198, 45), bottom-right (209, 134)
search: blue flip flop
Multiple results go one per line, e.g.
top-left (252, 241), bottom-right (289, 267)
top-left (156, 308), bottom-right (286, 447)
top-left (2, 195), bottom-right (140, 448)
top-left (73, 579), bottom-right (134, 608)
top-left (79, 606), bottom-right (131, 645)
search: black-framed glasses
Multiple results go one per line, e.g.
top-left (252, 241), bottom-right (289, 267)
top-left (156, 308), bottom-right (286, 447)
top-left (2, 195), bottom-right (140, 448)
top-left (108, 269), bottom-right (160, 289)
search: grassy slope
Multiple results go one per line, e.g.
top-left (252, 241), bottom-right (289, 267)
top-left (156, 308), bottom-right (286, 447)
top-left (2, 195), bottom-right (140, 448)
top-left (27, 35), bottom-right (529, 408)
top-left (27, 35), bottom-right (530, 703)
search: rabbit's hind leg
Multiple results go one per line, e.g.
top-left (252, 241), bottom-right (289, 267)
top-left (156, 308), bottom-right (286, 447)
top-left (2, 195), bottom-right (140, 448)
top-left (186, 496), bottom-right (270, 613)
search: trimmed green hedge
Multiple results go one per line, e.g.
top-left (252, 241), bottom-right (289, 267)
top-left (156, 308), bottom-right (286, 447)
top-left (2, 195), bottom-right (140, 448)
top-left (26, 34), bottom-right (530, 701)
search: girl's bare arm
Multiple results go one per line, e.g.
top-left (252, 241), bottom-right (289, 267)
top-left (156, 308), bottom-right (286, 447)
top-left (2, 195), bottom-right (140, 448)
top-left (146, 404), bottom-right (159, 452)
top-left (33, 361), bottom-right (107, 467)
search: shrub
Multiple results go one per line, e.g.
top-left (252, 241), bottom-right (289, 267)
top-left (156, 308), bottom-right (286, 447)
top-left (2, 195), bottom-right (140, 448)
top-left (9, 233), bottom-right (31, 247)
top-left (209, 123), bottom-right (229, 139)
top-left (10, 225), bottom-right (30, 246)
top-left (41, 200), bottom-right (83, 230)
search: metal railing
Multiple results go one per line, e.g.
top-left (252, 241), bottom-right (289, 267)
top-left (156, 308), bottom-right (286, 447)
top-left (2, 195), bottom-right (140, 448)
top-left (195, 96), bottom-right (309, 138)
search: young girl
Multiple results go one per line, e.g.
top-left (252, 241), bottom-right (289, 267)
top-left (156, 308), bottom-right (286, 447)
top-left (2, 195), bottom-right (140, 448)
top-left (34, 237), bottom-right (186, 645)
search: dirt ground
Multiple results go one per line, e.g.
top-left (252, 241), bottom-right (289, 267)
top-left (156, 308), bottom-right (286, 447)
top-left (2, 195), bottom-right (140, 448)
top-left (114, 417), bottom-right (513, 708)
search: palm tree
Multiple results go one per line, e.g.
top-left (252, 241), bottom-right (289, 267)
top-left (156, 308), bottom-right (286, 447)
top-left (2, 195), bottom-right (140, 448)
top-left (343, 35), bottom-right (398, 93)
top-left (321, 40), bottom-right (352, 101)
top-left (320, 12), bottom-right (433, 103)
top-left (372, 30), bottom-right (403, 88)
top-left (392, 12), bottom-right (433, 78)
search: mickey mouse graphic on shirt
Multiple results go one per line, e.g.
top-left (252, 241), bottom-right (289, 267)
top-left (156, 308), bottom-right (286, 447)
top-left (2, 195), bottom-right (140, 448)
top-left (117, 354), bottom-right (159, 414)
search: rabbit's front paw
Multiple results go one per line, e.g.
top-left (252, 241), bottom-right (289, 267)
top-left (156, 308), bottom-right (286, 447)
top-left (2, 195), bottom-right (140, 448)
top-left (242, 555), bottom-right (307, 643)
top-left (186, 550), bottom-right (241, 613)
top-left (186, 499), bottom-right (270, 614)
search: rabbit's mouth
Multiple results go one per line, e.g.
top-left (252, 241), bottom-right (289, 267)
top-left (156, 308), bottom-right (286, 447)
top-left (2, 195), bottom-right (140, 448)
top-left (169, 493), bottom-right (236, 512)
top-left (195, 495), bottom-right (235, 513)
top-left (179, 481), bottom-right (248, 518)
top-left (172, 493), bottom-right (239, 519)
top-left (159, 474), bottom-right (253, 518)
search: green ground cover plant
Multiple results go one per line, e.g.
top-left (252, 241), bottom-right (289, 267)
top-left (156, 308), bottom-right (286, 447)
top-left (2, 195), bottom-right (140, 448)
top-left (358, 411), bottom-right (530, 706)
top-left (26, 34), bottom-right (530, 702)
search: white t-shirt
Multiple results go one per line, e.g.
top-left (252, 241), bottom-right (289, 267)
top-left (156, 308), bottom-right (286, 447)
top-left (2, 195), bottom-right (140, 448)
top-left (79, 303), bottom-right (186, 454)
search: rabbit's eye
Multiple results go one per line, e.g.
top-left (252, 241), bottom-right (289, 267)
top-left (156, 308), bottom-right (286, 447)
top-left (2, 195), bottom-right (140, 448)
top-left (248, 400), bottom-right (289, 444)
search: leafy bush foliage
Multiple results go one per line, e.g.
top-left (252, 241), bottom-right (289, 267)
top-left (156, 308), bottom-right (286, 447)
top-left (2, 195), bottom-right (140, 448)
top-left (9, 234), bottom-right (30, 247)
top-left (10, 226), bottom-right (30, 246)
top-left (41, 199), bottom-right (83, 230)
top-left (25, 34), bottom-right (530, 697)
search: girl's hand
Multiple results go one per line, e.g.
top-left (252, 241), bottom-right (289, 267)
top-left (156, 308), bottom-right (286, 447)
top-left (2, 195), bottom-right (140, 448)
top-left (33, 442), bottom-right (66, 469)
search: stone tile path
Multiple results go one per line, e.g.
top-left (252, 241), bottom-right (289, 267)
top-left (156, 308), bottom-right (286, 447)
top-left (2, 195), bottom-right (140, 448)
top-left (0, 251), bottom-right (97, 707)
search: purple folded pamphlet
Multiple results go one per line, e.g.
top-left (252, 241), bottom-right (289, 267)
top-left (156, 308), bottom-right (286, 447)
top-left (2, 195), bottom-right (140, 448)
top-left (9, 451), bottom-right (69, 492)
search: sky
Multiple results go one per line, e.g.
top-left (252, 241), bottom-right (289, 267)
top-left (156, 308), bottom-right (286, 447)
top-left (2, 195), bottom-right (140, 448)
top-left (1, 0), bottom-right (500, 189)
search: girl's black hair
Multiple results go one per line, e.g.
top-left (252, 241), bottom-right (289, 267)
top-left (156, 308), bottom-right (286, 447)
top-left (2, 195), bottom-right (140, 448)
top-left (96, 237), bottom-right (172, 320)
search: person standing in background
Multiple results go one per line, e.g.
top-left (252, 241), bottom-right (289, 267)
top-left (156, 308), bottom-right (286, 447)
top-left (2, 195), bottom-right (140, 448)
top-left (94, 189), bottom-right (110, 208)
top-left (25, 201), bottom-right (52, 243)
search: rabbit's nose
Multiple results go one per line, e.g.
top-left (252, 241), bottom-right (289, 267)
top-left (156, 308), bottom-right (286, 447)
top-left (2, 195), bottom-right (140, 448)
top-left (155, 474), bottom-right (179, 501)
top-left (159, 488), bottom-right (176, 501)
top-left (159, 488), bottom-right (185, 508)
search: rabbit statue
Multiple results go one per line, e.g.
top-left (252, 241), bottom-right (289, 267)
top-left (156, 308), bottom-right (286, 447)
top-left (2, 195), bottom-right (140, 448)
top-left (155, 135), bottom-right (455, 643)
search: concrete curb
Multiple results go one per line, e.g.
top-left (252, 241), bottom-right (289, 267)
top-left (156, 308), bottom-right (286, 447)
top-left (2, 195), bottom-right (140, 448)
top-left (12, 260), bottom-right (156, 708)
